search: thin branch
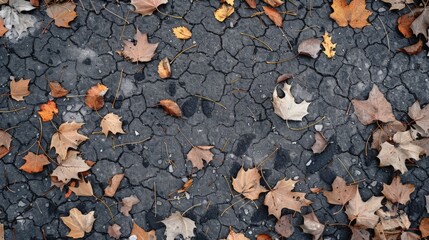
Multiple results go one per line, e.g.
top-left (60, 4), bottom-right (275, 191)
top-left (103, 6), bottom-right (129, 24)
top-left (170, 44), bottom-right (197, 64)
top-left (112, 69), bottom-right (124, 109)
top-left (289, 116), bottom-right (326, 131)
top-left (377, 16), bottom-right (391, 53)
top-left (240, 33), bottom-right (273, 51)
top-left (0, 106), bottom-right (27, 113)
top-left (112, 137), bottom-right (151, 149)
top-left (193, 94), bottom-right (227, 109)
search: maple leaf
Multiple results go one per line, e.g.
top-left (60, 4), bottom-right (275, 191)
top-left (322, 32), bottom-right (336, 58)
top-left (50, 121), bottom-right (88, 160)
top-left (381, 176), bottom-right (415, 205)
top-left (262, 0), bottom-right (283, 7)
top-left (298, 38), bottom-right (322, 59)
top-left (409, 101), bottom-right (429, 133)
top-left (9, 0), bottom-right (35, 12)
top-left (120, 195), bottom-right (140, 216)
top-left (375, 202), bottom-right (410, 238)
top-left (311, 131), bottom-right (328, 154)
top-left (245, 0), bottom-right (256, 8)
top-left (121, 29), bottom-right (158, 63)
top-left (300, 212), bottom-right (325, 240)
top-left (272, 84), bottom-right (310, 121)
top-left (398, 9), bottom-right (423, 38)
top-left (38, 100), bottom-right (58, 122)
top-left (161, 212), bottom-right (196, 240)
top-left (381, 0), bottom-right (412, 10)
top-left (0, 130), bottom-right (12, 150)
top-left (275, 215), bottom-right (294, 238)
top-left (350, 227), bottom-right (370, 240)
top-left (10, 77), bottom-right (30, 101)
top-left (104, 173), bottom-right (125, 197)
top-left (85, 83), bottom-right (108, 110)
top-left (49, 81), bottom-right (69, 98)
top-left (345, 189), bottom-right (383, 229)
top-left (131, 0), bottom-right (168, 16)
top-left (69, 179), bottom-right (94, 197)
top-left (0, 18), bottom-right (8, 37)
top-left (0, 5), bottom-right (37, 39)
top-left (400, 232), bottom-right (421, 240)
top-left (411, 7), bottom-right (429, 41)
top-left (264, 179), bottom-right (311, 218)
top-left (159, 99), bottom-right (182, 117)
top-left (377, 131), bottom-right (424, 173)
top-left (323, 176), bottom-right (357, 206)
top-left (214, 4), bottom-right (234, 22)
top-left (226, 227), bottom-right (249, 240)
top-left (20, 152), bottom-right (50, 173)
top-left (232, 167), bottom-right (267, 200)
top-left (46, 2), bottom-right (77, 28)
top-left (107, 224), bottom-right (122, 239)
top-left (351, 85), bottom-right (396, 125)
top-left (172, 26), bottom-right (192, 40)
top-left (399, 39), bottom-right (424, 55)
top-left (130, 222), bottom-right (156, 240)
top-left (60, 208), bottom-right (95, 239)
top-left (187, 146), bottom-right (214, 170)
top-left (158, 57), bottom-right (171, 79)
top-left (330, 0), bottom-right (372, 29)
top-left (263, 6), bottom-right (282, 27)
top-left (51, 150), bottom-right (91, 184)
top-left (371, 120), bottom-right (406, 150)
top-left (100, 113), bottom-right (125, 137)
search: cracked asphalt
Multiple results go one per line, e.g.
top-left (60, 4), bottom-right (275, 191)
top-left (1, 0), bottom-right (429, 239)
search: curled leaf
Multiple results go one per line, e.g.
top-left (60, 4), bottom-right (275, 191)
top-left (131, 0), bottom-right (168, 16)
top-left (399, 39), bottom-right (423, 55)
top-left (120, 195), bottom-right (140, 216)
top-left (160, 99), bottom-right (182, 117)
top-left (38, 100), bottom-right (58, 122)
top-left (298, 38), bottom-right (322, 59)
top-left (85, 83), bottom-right (108, 110)
top-left (172, 26), bottom-right (192, 40)
top-left (104, 173), bottom-right (125, 197)
top-left (158, 57), bottom-right (171, 79)
top-left (214, 4), bottom-right (234, 22)
top-left (49, 81), bottom-right (69, 98)
top-left (263, 6), bottom-right (282, 27)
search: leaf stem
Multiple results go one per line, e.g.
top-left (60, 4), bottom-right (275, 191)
top-left (193, 94), bottom-right (227, 109)
top-left (170, 44), bottom-right (197, 65)
top-left (240, 32), bottom-right (273, 51)
top-left (0, 106), bottom-right (27, 113)
top-left (156, 8), bottom-right (183, 19)
top-left (289, 116), bottom-right (326, 131)
top-left (112, 137), bottom-right (151, 149)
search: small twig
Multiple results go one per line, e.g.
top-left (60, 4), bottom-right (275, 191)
top-left (289, 116), bottom-right (326, 131)
top-left (260, 170), bottom-right (273, 191)
top-left (240, 33), bottom-right (273, 51)
top-left (365, 133), bottom-right (371, 156)
top-left (93, 194), bottom-right (115, 221)
top-left (153, 182), bottom-right (157, 217)
top-left (177, 127), bottom-right (195, 148)
top-left (120, 11), bottom-right (130, 41)
top-left (278, 27), bottom-right (293, 50)
top-left (0, 106), bottom-right (27, 113)
top-left (170, 44), bottom-right (197, 64)
top-left (345, 102), bottom-right (352, 115)
top-left (228, 77), bottom-right (242, 84)
top-left (377, 16), bottom-right (391, 53)
top-left (336, 157), bottom-right (356, 183)
top-left (78, 0), bottom-right (85, 10)
top-left (182, 203), bottom-right (202, 216)
top-left (156, 8), bottom-right (183, 19)
top-left (112, 137), bottom-right (151, 149)
top-left (256, 146), bottom-right (279, 168)
top-left (220, 138), bottom-right (230, 152)
top-left (266, 54), bottom-right (299, 64)
top-left (247, 107), bottom-right (257, 121)
top-left (4, 125), bottom-right (19, 132)
top-left (112, 69), bottom-right (124, 109)
top-left (89, 0), bottom-right (98, 13)
top-left (65, 94), bottom-right (86, 98)
top-left (221, 198), bottom-right (246, 216)
top-left (193, 94), bottom-right (227, 109)
top-left (223, 175), bottom-right (235, 197)
top-left (103, 6), bottom-right (129, 24)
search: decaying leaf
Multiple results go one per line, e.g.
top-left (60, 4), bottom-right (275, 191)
top-left (46, 2), bottom-right (77, 28)
top-left (400, 231), bottom-right (421, 240)
top-left (352, 85), bottom-right (396, 125)
top-left (226, 228), bottom-right (249, 240)
top-left (232, 167), bottom-right (267, 200)
top-left (323, 176), bottom-right (357, 206)
top-left (159, 99), bottom-right (182, 117)
top-left (104, 173), bottom-right (125, 197)
top-left (214, 4), bottom-right (234, 22)
top-left (0, 0), bottom-right (7, 5)
top-left (158, 57), bottom-right (171, 79)
top-left (9, 0), bottom-right (35, 12)
top-left (0, 6), bottom-right (37, 40)
top-left (20, 152), bottom-right (50, 173)
top-left (0, 18), bottom-right (8, 37)
top-left (371, 120), bottom-right (406, 150)
top-left (120, 195), bottom-right (140, 216)
top-left (130, 222), bottom-right (156, 240)
top-left (49, 81), bottom-right (69, 98)
top-left (38, 100), bottom-right (58, 122)
top-left (107, 224), bottom-right (122, 239)
top-left (0, 223), bottom-right (3, 240)
top-left (69, 179), bottom-right (94, 197)
top-left (398, 9), bottom-right (423, 38)
top-left (411, 7), bottom-right (429, 40)
top-left (172, 26), bottom-right (192, 40)
top-left (121, 29), bottom-right (159, 62)
top-left (61, 208), bottom-right (95, 239)
top-left (273, 84), bottom-right (310, 121)
top-left (100, 113), bottom-right (125, 137)
top-left (10, 77), bottom-right (30, 101)
top-left (50, 122), bottom-right (88, 160)
top-left (322, 32), bottom-right (336, 58)
top-left (409, 101), bottom-right (429, 133)
top-left (178, 178), bottom-right (193, 193)
top-left (421, 218), bottom-right (429, 238)
top-left (221, 0), bottom-right (234, 5)
top-left (375, 202), bottom-right (410, 238)
top-left (275, 215), bottom-right (294, 238)
top-left (300, 212), bottom-right (324, 240)
top-left (262, 0), bottom-right (283, 7)
top-left (162, 212), bottom-right (195, 240)
top-left (187, 146), bottom-right (214, 170)
top-left (0, 130), bottom-right (12, 150)
top-left (245, 0), bottom-right (256, 8)
top-left (256, 234), bottom-right (271, 240)
top-left (51, 150), bottom-right (91, 184)
top-left (399, 39), bottom-right (424, 55)
top-left (131, 0), bottom-right (168, 16)
top-left (345, 188), bottom-right (383, 229)
top-left (381, 176), bottom-right (415, 205)
top-left (85, 83), bottom-right (108, 110)
top-left (263, 6), bottom-right (282, 27)
top-left (350, 227), bottom-right (370, 240)
top-left (381, 0), bottom-right (413, 10)
top-left (276, 73), bottom-right (293, 83)
top-left (0, 146), bottom-right (9, 159)
top-left (311, 131), bottom-right (328, 154)
top-left (330, 0), bottom-right (372, 28)
top-left (298, 38), bottom-right (322, 59)
top-left (264, 179), bottom-right (311, 218)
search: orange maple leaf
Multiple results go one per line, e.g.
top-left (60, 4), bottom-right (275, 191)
top-left (330, 0), bottom-right (372, 29)
top-left (38, 100), bottom-right (59, 122)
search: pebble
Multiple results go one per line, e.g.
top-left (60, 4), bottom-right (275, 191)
top-left (306, 160), bottom-right (312, 166)
top-left (18, 201), bottom-right (26, 207)
top-left (157, 201), bottom-right (162, 206)
top-left (315, 124), bottom-right (323, 131)
top-left (168, 165), bottom-right (173, 173)
top-left (185, 192), bottom-right (190, 199)
top-left (354, 170), bottom-right (361, 176)
top-left (129, 235), bottom-right (137, 240)
top-left (293, 176), bottom-right (299, 180)
top-left (135, 130), bottom-right (140, 136)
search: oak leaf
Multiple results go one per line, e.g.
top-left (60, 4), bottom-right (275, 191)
top-left (275, 215), bottom-right (294, 238)
top-left (226, 228), bottom-right (249, 240)
top-left (51, 150), bottom-right (91, 184)
top-left (121, 29), bottom-right (158, 62)
top-left (214, 4), bottom-right (234, 22)
top-left (120, 195), bottom-right (140, 216)
top-left (50, 121), bottom-right (88, 160)
top-left (0, 130), bottom-right (12, 150)
top-left (298, 38), bottom-right (322, 59)
top-left (161, 212), bottom-right (195, 240)
top-left (381, 0), bottom-right (412, 10)
top-left (300, 212), bottom-right (324, 240)
top-left (158, 57), bottom-right (171, 79)
top-left (104, 173), bottom-right (125, 197)
top-left (408, 101), bottom-right (429, 133)
top-left (46, 2), bottom-right (77, 28)
top-left (107, 224), bottom-right (122, 239)
top-left (20, 152), bottom-right (50, 173)
top-left (100, 113), bottom-right (125, 137)
top-left (322, 32), bottom-right (336, 58)
top-left (38, 100), bottom-right (58, 122)
top-left (323, 176), bottom-right (357, 205)
top-left (421, 218), bottom-right (429, 238)
top-left (371, 120), bottom-right (406, 150)
top-left (187, 146), bottom-right (214, 170)
top-left (172, 26), bottom-right (192, 40)
top-left (60, 208), bottom-right (95, 239)
top-left (49, 81), bottom-right (69, 98)
top-left (262, 0), bottom-right (283, 7)
top-left (10, 77), bottom-right (30, 101)
top-left (0, 18), bottom-right (7, 37)
top-left (245, 0), bottom-right (256, 8)
top-left (345, 189), bottom-right (383, 229)
top-left (131, 0), bottom-right (168, 16)
top-left (159, 99), bottom-right (182, 117)
top-left (69, 179), bottom-right (94, 197)
top-left (381, 176), bottom-right (415, 205)
top-left (232, 167), bottom-right (267, 200)
top-left (263, 6), bottom-right (282, 27)
top-left (130, 222), bottom-right (156, 240)
top-left (399, 39), bottom-right (424, 55)
top-left (311, 131), bottom-right (328, 154)
top-left (85, 83), bottom-right (108, 110)
top-left (330, 0), bottom-right (372, 29)
top-left (273, 84), bottom-right (310, 121)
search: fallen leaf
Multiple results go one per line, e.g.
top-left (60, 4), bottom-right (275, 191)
top-left (0, 6), bottom-right (37, 39)
top-left (275, 215), bottom-right (294, 238)
top-left (226, 228), bottom-right (249, 240)
top-left (421, 218), bottom-right (429, 238)
top-left (351, 85), bottom-right (396, 125)
top-left (10, 77), bottom-right (30, 101)
top-left (104, 173), bottom-right (125, 197)
top-left (232, 167), bottom-right (267, 200)
top-left (159, 99), bottom-right (182, 117)
top-left (0, 0), bottom-right (7, 5)
top-left (50, 175), bottom-right (67, 190)
top-left (121, 29), bottom-right (159, 62)
top-left (85, 83), bottom-right (108, 110)
top-left (298, 38), bottom-right (322, 58)
top-left (177, 178), bottom-right (193, 193)
top-left (0, 130), bottom-right (12, 150)
top-left (245, 0), bottom-right (256, 8)
top-left (322, 32), bottom-right (336, 58)
top-left (100, 113), bottom-right (125, 137)
top-left (214, 4), bottom-right (234, 22)
top-left (0, 18), bottom-right (8, 37)
top-left (311, 131), bottom-right (328, 154)
top-left (46, 2), bottom-right (77, 28)
top-left (9, 0), bottom-right (35, 12)
top-left (381, 176), bottom-right (415, 205)
top-left (371, 120), bottom-right (406, 150)
top-left (265, 179), bottom-right (311, 218)
top-left (0, 223), bottom-right (3, 240)
top-left (107, 224), bottom-right (121, 239)
top-left (426, 195), bottom-right (429, 213)
top-left (408, 101), bottom-right (429, 133)
top-left (300, 212), bottom-right (324, 240)
top-left (399, 39), bottom-right (424, 55)
top-left (323, 176), bottom-right (357, 206)
top-left (20, 152), bottom-right (50, 173)
top-left (0, 146), bottom-right (9, 159)
top-left (381, 0), bottom-right (413, 10)
top-left (30, 0), bottom-right (38, 7)
top-left (256, 234), bottom-right (271, 240)
top-left (273, 84), bottom-right (310, 121)
top-left (187, 146), bottom-right (214, 170)
top-left (162, 212), bottom-right (195, 240)
top-left (51, 150), bottom-right (91, 184)
top-left (221, 0), bottom-right (234, 5)
top-left (60, 208), bottom-right (95, 239)
top-left (262, 0), bottom-right (283, 7)
top-left (398, 9), bottom-right (423, 38)
top-left (50, 121), bottom-right (88, 160)
top-left (38, 100), bottom-right (58, 122)
top-left (120, 195), bottom-right (140, 216)
top-left (49, 81), bottom-right (69, 98)
top-left (376, 202), bottom-right (410, 237)
top-left (131, 0), bottom-right (168, 16)
top-left (130, 222), bottom-right (156, 240)
top-left (330, 0), bottom-right (372, 28)
top-left (158, 57), bottom-right (171, 79)
top-left (345, 188), bottom-right (383, 229)
top-left (69, 179), bottom-right (94, 197)
top-left (401, 232), bottom-right (421, 240)
top-left (263, 6), bottom-right (282, 27)
top-left (310, 187), bottom-right (322, 194)
top-left (350, 227), bottom-right (370, 240)
top-left (172, 26), bottom-right (192, 40)
top-left (411, 7), bottom-right (429, 40)
top-left (276, 73), bottom-right (293, 83)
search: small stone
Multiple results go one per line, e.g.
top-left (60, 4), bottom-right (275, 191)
top-left (306, 160), bottom-right (312, 166)
top-left (135, 130), bottom-right (140, 136)
top-left (129, 235), bottom-right (137, 240)
top-left (18, 201), bottom-right (26, 207)
top-left (158, 160), bottom-right (162, 164)
top-left (315, 124), bottom-right (323, 131)
top-left (354, 170), bottom-right (361, 176)
top-left (157, 201), bottom-right (162, 206)
top-left (293, 176), bottom-right (299, 180)
top-left (181, 177), bottom-right (188, 182)
top-left (185, 192), bottom-right (190, 199)
top-left (168, 165), bottom-right (173, 173)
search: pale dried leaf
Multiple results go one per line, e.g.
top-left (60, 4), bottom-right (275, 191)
top-left (50, 122), bottom-right (88, 160)
top-left (409, 101), bottom-right (429, 133)
top-left (214, 4), bottom-right (234, 22)
top-left (273, 84), bottom-right (310, 121)
top-left (298, 38), bottom-right (322, 59)
top-left (158, 57), bottom-right (171, 79)
top-left (51, 151), bottom-right (91, 184)
top-left (262, 0), bottom-right (283, 7)
top-left (376, 202), bottom-right (410, 234)
top-left (300, 212), bottom-right (324, 240)
top-left (162, 212), bottom-right (195, 240)
top-left (345, 189), bottom-right (383, 229)
top-left (330, 0), bottom-right (372, 28)
top-left (130, 222), bottom-right (156, 240)
top-left (131, 0), bottom-right (168, 16)
top-left (122, 29), bottom-right (158, 62)
top-left (10, 77), bottom-right (30, 101)
top-left (159, 99), bottom-right (182, 117)
top-left (46, 2), bottom-right (77, 28)
top-left (85, 83), bottom-right (108, 110)
top-left (100, 113), bottom-right (125, 137)
top-left (311, 131), bottom-right (328, 154)
top-left (187, 146), bottom-right (214, 170)
top-left (69, 179), bottom-right (93, 197)
top-left (60, 208), bottom-right (95, 239)
top-left (49, 81), bottom-right (69, 98)
top-left (411, 7), bottom-right (429, 40)
top-left (232, 167), bottom-right (267, 200)
top-left (382, 176), bottom-right (415, 205)
top-left (226, 228), bottom-right (249, 240)
top-left (323, 176), bottom-right (357, 205)
top-left (381, 0), bottom-right (413, 10)
top-left (107, 224), bottom-right (121, 239)
top-left (0, 130), bottom-right (12, 149)
top-left (120, 195), bottom-right (140, 216)
top-left (350, 227), bottom-right (370, 240)
top-left (0, 6), bottom-right (37, 39)
top-left (172, 26), bottom-right (192, 40)
top-left (371, 120), bottom-right (406, 149)
top-left (401, 231), bottom-right (421, 240)
top-left (104, 173), bottom-right (125, 197)
top-left (9, 0), bottom-right (35, 12)
top-left (399, 39), bottom-right (424, 55)
top-left (275, 215), bottom-right (294, 238)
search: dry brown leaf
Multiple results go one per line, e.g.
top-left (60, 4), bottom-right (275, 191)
top-left (221, 0), bottom-right (234, 5)
top-left (214, 4), bottom-right (234, 22)
top-left (421, 218), bottom-right (429, 238)
top-left (298, 38), bottom-right (322, 59)
top-left (46, 2), bottom-right (77, 28)
top-left (371, 120), bottom-right (406, 150)
top-left (69, 179), bottom-right (94, 197)
top-left (0, 0), bottom-right (7, 5)
top-left (107, 224), bottom-right (122, 239)
top-left (376, 202), bottom-right (410, 237)
top-left (10, 77), bottom-right (30, 101)
top-left (381, 176), bottom-right (415, 205)
top-left (104, 173), bottom-right (125, 197)
top-left (38, 100), bottom-right (58, 122)
top-left (0, 130), bottom-right (12, 150)
top-left (399, 39), bottom-right (424, 55)
top-left (263, 6), bottom-right (282, 27)
top-left (276, 73), bottom-right (293, 83)
top-left (226, 228), bottom-right (249, 240)
top-left (50, 122), bottom-right (88, 160)
top-left (273, 84), bottom-right (310, 121)
top-left (310, 187), bottom-right (322, 194)
top-left (350, 227), bottom-right (370, 240)
top-left (51, 150), bottom-right (91, 184)
top-left (158, 57), bottom-right (171, 79)
top-left (159, 99), bottom-right (182, 117)
top-left (0, 18), bottom-right (8, 37)
top-left (381, 0), bottom-right (413, 10)
top-left (345, 188), bottom-right (383, 229)
top-left (162, 212), bottom-right (195, 240)
top-left (178, 178), bottom-right (193, 193)
top-left (409, 101), bottom-right (429, 133)
top-left (323, 176), bottom-right (357, 206)
top-left (411, 7), bottom-right (429, 40)
top-left (245, 0), bottom-right (256, 8)
top-left (20, 152), bottom-right (50, 173)
top-left (131, 0), bottom-right (168, 16)
top-left (232, 167), bottom-right (267, 200)
top-left (322, 32), bottom-right (336, 58)
top-left (311, 131), bottom-right (328, 154)
top-left (300, 212), bottom-right (324, 240)
top-left (120, 195), bottom-right (140, 216)
top-left (85, 83), bottom-right (108, 110)
top-left (330, 0), bottom-right (372, 28)
top-left (256, 234), bottom-right (271, 240)
top-left (262, 0), bottom-right (283, 7)
top-left (0, 146), bottom-right (9, 159)
top-left (100, 113), bottom-right (125, 137)
top-left (0, 223), bottom-right (3, 240)
top-left (121, 29), bottom-right (159, 62)
top-left (187, 146), bottom-right (214, 170)
top-left (400, 231), bottom-right (421, 240)
top-left (172, 26), bottom-right (192, 40)
top-left (352, 85), bottom-right (396, 125)
top-left (50, 175), bottom-right (67, 190)
top-left (264, 179), bottom-right (312, 219)
top-left (61, 208), bottom-right (95, 239)
top-left (130, 222), bottom-right (156, 240)
top-left (275, 215), bottom-right (294, 238)
top-left (398, 9), bottom-right (423, 38)
top-left (49, 81), bottom-right (69, 98)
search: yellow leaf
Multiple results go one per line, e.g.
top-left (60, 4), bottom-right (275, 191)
top-left (322, 32), bottom-right (336, 58)
top-left (330, 0), bottom-right (372, 29)
top-left (172, 26), bottom-right (192, 40)
top-left (158, 57), bottom-right (171, 79)
top-left (214, 4), bottom-right (234, 22)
